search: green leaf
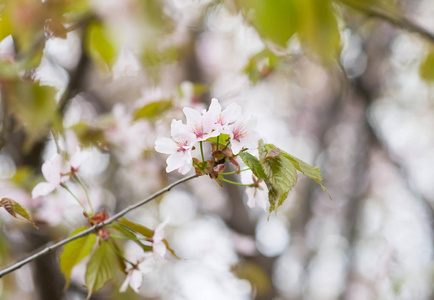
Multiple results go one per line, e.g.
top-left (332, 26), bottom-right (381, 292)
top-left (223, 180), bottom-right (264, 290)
top-left (238, 151), bottom-right (267, 180)
top-left (257, 140), bottom-right (332, 213)
top-left (133, 99), bottom-right (172, 121)
top-left (297, 0), bottom-right (341, 64)
top-left (0, 197), bottom-right (38, 228)
top-left (119, 218), bottom-right (153, 238)
top-left (258, 140), bottom-right (298, 214)
top-left (85, 22), bottom-right (118, 73)
top-left (4, 80), bottom-right (58, 152)
top-left (70, 122), bottom-right (106, 148)
top-left (111, 223), bottom-right (152, 252)
top-left (243, 0), bottom-right (298, 47)
top-left (420, 50), bottom-right (434, 82)
top-left (205, 134), bottom-right (230, 144)
top-left (281, 151), bottom-right (332, 200)
top-left (85, 241), bottom-right (116, 299)
top-left (59, 227), bottom-right (97, 290)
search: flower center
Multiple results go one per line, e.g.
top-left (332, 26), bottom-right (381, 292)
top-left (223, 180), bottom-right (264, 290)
top-left (232, 123), bottom-right (247, 142)
top-left (192, 122), bottom-right (204, 138)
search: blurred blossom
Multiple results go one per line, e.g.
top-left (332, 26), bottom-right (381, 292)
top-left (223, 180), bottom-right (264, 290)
top-left (31, 154), bottom-right (70, 199)
top-left (112, 47), bottom-right (142, 80)
top-left (0, 154), bottom-right (16, 179)
top-left (159, 190), bottom-right (197, 226)
top-left (255, 217), bottom-right (290, 257)
top-left (171, 216), bottom-right (238, 270)
top-left (0, 35), bottom-right (15, 62)
top-left (106, 103), bottom-right (153, 163)
top-left (34, 55), bottom-right (69, 101)
top-left (44, 31), bottom-right (82, 70)
top-left (153, 217), bottom-right (170, 258)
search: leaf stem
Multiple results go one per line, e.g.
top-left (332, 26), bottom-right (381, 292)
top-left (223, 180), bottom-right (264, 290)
top-left (220, 177), bottom-right (254, 187)
top-left (220, 168), bottom-right (251, 176)
top-left (109, 234), bottom-right (149, 242)
top-left (73, 174), bottom-right (94, 215)
top-left (105, 241), bottom-right (134, 266)
top-left (216, 136), bottom-right (219, 149)
top-left (200, 141), bottom-right (205, 163)
top-left (60, 183), bottom-right (89, 215)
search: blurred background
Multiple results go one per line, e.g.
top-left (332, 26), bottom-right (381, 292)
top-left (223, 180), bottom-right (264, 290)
top-left (1, 0), bottom-right (434, 299)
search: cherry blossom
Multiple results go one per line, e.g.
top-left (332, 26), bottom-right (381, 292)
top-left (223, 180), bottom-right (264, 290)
top-left (207, 98), bottom-right (241, 135)
top-left (152, 217), bottom-right (170, 258)
top-left (183, 106), bottom-right (219, 141)
top-left (241, 171), bottom-right (267, 211)
top-left (155, 120), bottom-right (197, 174)
top-left (32, 154), bottom-right (70, 198)
top-left (228, 117), bottom-right (260, 155)
top-left (119, 254), bottom-right (159, 293)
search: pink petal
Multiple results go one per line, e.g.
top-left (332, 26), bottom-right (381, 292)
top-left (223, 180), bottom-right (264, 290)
top-left (32, 182), bottom-right (57, 198)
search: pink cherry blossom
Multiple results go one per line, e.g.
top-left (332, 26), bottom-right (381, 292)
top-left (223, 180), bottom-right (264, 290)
top-left (32, 154), bottom-right (70, 198)
top-left (207, 98), bottom-right (241, 135)
top-left (152, 217), bottom-right (170, 258)
top-left (155, 120), bottom-right (197, 174)
top-left (228, 117), bottom-right (260, 155)
top-left (183, 106), bottom-right (219, 141)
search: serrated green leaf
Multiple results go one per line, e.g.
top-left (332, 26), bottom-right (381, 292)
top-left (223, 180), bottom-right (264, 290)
top-left (0, 197), bottom-right (38, 228)
top-left (59, 227), bottom-right (97, 290)
top-left (238, 151), bottom-right (267, 180)
top-left (85, 241), bottom-right (116, 299)
top-left (119, 218), bottom-right (153, 238)
top-left (420, 50), bottom-right (434, 82)
top-left (258, 140), bottom-right (298, 214)
top-left (133, 99), bottom-right (172, 121)
top-left (280, 150), bottom-right (332, 201)
top-left (85, 22), bottom-right (117, 72)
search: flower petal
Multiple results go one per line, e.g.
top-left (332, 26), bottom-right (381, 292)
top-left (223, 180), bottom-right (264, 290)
top-left (183, 107), bottom-right (201, 126)
top-left (42, 154), bottom-right (62, 184)
top-left (129, 270), bottom-right (143, 293)
top-left (153, 241), bottom-right (167, 258)
top-left (155, 137), bottom-right (177, 154)
top-left (32, 182), bottom-right (57, 198)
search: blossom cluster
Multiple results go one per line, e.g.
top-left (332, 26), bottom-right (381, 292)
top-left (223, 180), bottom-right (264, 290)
top-left (155, 98), bottom-right (259, 175)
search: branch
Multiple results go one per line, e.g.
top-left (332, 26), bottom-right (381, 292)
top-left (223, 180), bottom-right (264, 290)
top-left (0, 174), bottom-right (198, 278)
top-left (340, 1), bottom-right (434, 44)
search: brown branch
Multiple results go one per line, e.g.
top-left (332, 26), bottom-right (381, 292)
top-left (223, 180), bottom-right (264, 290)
top-left (0, 174), bottom-right (198, 278)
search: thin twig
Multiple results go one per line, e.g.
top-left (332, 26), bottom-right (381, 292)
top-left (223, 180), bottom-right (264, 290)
top-left (340, 0), bottom-right (434, 44)
top-left (0, 174), bottom-right (197, 278)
